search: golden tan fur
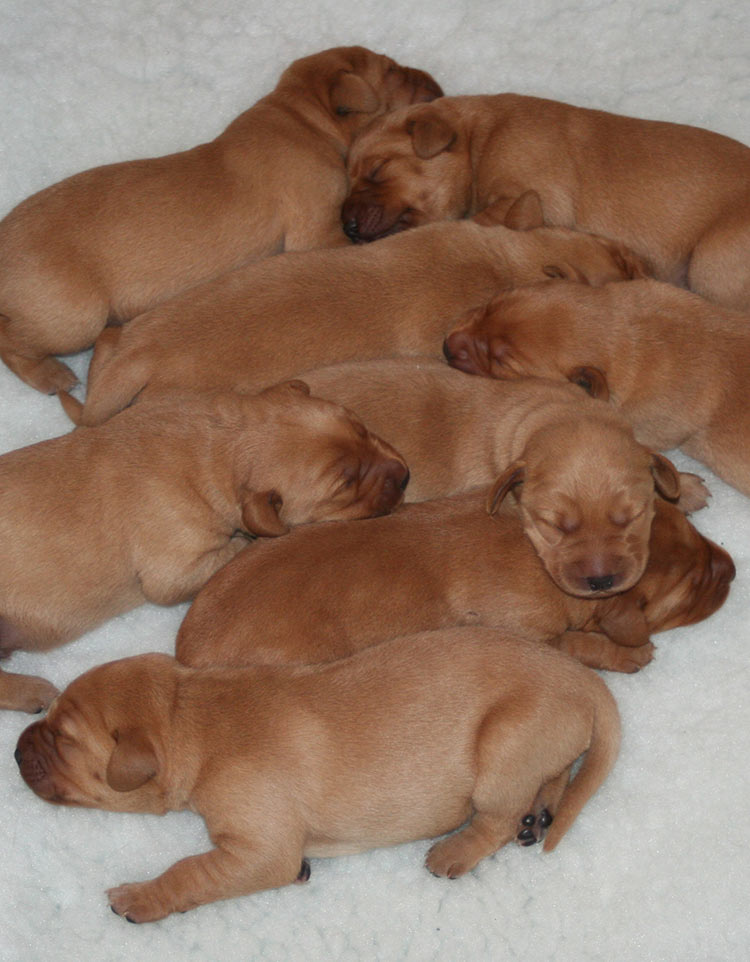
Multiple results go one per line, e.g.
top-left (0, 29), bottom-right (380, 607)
top-left (16, 628), bottom-right (620, 921)
top-left (343, 94), bottom-right (750, 309)
top-left (0, 381), bottom-right (407, 712)
top-left (176, 493), bottom-right (733, 673)
top-left (444, 278), bottom-right (750, 497)
top-left (61, 208), bottom-right (647, 427)
top-left (0, 46), bottom-right (442, 393)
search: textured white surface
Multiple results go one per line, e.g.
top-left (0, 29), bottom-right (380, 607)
top-left (1, 1), bottom-right (749, 960)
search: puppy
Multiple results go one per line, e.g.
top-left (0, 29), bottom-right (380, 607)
top-left (17, 627), bottom-right (620, 921)
top-left (61, 203), bottom-right (647, 427)
top-left (302, 358), bottom-right (708, 511)
top-left (176, 492), bottom-right (733, 674)
top-left (443, 279), bottom-right (750, 496)
top-left (0, 46), bottom-right (442, 393)
top-left (342, 94), bottom-right (750, 309)
top-left (0, 381), bottom-right (408, 713)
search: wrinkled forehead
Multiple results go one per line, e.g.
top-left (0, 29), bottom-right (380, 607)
top-left (349, 105), bottom-right (416, 159)
top-left (523, 422), bottom-right (654, 504)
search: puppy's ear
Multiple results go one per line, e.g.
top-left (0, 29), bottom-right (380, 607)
top-left (650, 452), bottom-right (681, 502)
top-left (567, 365), bottom-right (610, 401)
top-left (487, 462), bottom-right (525, 515)
top-left (503, 190), bottom-right (545, 231)
top-left (595, 594), bottom-right (651, 648)
top-left (106, 728), bottom-right (158, 793)
top-left (330, 72), bottom-right (379, 116)
top-left (241, 488), bottom-right (289, 537)
top-left (408, 112), bottom-right (456, 158)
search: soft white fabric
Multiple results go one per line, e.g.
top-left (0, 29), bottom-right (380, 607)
top-left (1, 2), bottom-right (748, 959)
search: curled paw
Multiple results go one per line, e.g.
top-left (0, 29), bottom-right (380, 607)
top-left (516, 809), bottom-right (554, 847)
top-left (107, 882), bottom-right (170, 924)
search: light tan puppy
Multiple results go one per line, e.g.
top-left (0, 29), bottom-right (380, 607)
top-left (176, 493), bottom-right (733, 674)
top-left (0, 381), bottom-right (408, 713)
top-left (302, 358), bottom-right (707, 509)
top-left (444, 278), bottom-right (750, 497)
top-left (61, 207), bottom-right (646, 427)
top-left (343, 94), bottom-right (750, 309)
top-left (16, 627), bottom-right (621, 922)
top-left (0, 46), bottom-right (442, 394)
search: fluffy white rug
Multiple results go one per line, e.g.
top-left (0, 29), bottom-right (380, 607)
top-left (2, 2), bottom-right (749, 960)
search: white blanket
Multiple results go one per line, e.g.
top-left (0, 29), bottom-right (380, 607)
top-left (1, 2), bottom-right (749, 959)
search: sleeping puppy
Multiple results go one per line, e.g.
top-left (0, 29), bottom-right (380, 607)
top-left (302, 358), bottom-right (708, 509)
top-left (0, 45), bottom-right (442, 393)
top-left (444, 278), bottom-right (750, 497)
top-left (0, 380), bottom-right (408, 713)
top-left (16, 626), bottom-right (620, 922)
top-left (175, 493), bottom-right (733, 673)
top-left (60, 201), bottom-right (647, 427)
top-left (342, 94), bottom-right (750, 310)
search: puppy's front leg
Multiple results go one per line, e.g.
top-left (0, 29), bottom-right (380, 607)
top-left (551, 630), bottom-right (654, 673)
top-left (107, 838), bottom-right (304, 923)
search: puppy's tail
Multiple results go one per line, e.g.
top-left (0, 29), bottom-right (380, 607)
top-left (542, 675), bottom-right (621, 852)
top-left (61, 327), bottom-right (148, 426)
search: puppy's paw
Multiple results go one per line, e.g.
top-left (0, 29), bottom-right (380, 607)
top-left (1, 674), bottom-right (59, 714)
top-left (617, 641), bottom-right (655, 673)
top-left (676, 473), bottom-right (710, 515)
top-left (108, 882), bottom-right (170, 924)
top-left (425, 833), bottom-right (483, 879)
top-left (515, 809), bottom-right (553, 847)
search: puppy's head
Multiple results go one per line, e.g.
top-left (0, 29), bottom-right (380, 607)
top-left (487, 417), bottom-right (681, 598)
top-left (444, 283), bottom-right (610, 389)
top-left (15, 655), bottom-right (176, 813)
top-left (342, 100), bottom-right (469, 243)
top-left (593, 500), bottom-right (735, 644)
top-left (280, 46), bottom-right (442, 140)
top-left (237, 380), bottom-right (410, 538)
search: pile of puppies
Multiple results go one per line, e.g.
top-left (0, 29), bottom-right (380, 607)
top-left (5, 44), bottom-right (746, 923)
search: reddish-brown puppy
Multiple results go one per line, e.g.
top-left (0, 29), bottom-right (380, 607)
top-left (176, 493), bottom-right (733, 674)
top-left (0, 381), bottom-right (408, 713)
top-left (17, 627), bottom-right (620, 921)
top-left (0, 46), bottom-right (442, 393)
top-left (343, 94), bottom-right (750, 309)
top-left (61, 200), bottom-right (646, 427)
top-left (443, 279), bottom-right (750, 495)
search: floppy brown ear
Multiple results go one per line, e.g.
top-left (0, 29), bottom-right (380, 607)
top-left (594, 595), bottom-right (651, 648)
top-left (486, 462), bottom-right (526, 515)
top-left (567, 365), bottom-right (610, 401)
top-left (330, 71), bottom-right (379, 116)
top-left (503, 190), bottom-right (545, 231)
top-left (650, 452), bottom-right (681, 502)
top-left (241, 488), bottom-right (289, 537)
top-left (408, 112), bottom-right (456, 158)
top-left (106, 728), bottom-right (158, 793)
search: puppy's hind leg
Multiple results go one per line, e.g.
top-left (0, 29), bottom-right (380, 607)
top-left (0, 666), bottom-right (58, 714)
top-left (0, 317), bottom-right (78, 394)
top-left (425, 702), bottom-right (553, 878)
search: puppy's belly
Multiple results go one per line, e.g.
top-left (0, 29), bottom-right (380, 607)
top-left (302, 800), bottom-right (474, 858)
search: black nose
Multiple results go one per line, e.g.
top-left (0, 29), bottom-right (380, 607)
top-left (400, 468), bottom-right (410, 491)
top-left (587, 574), bottom-right (615, 592)
top-left (14, 747), bottom-right (22, 767)
top-left (342, 219), bottom-right (360, 242)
